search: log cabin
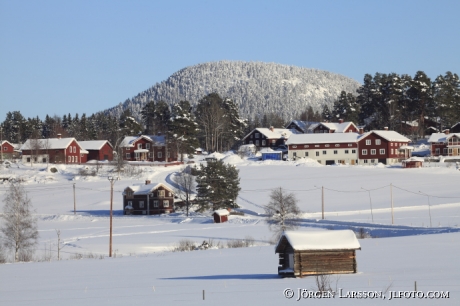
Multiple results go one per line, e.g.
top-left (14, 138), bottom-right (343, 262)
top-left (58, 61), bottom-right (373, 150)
top-left (275, 230), bottom-right (361, 277)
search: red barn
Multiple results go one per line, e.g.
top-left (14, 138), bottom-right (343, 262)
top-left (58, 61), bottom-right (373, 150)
top-left (79, 140), bottom-right (114, 162)
top-left (1, 140), bottom-right (15, 160)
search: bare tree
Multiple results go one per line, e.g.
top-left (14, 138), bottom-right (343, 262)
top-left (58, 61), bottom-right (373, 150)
top-left (42, 138), bottom-right (51, 169)
top-left (28, 138), bottom-right (43, 166)
top-left (264, 187), bottom-right (301, 240)
top-left (1, 181), bottom-right (39, 262)
top-left (113, 146), bottom-right (127, 179)
top-left (174, 167), bottom-right (196, 217)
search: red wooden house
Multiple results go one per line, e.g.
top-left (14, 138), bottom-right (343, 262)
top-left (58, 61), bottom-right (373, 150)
top-left (308, 120), bottom-right (358, 134)
top-left (79, 140), bottom-right (114, 161)
top-left (357, 130), bottom-right (412, 165)
top-left (242, 127), bottom-right (298, 149)
top-left (20, 135), bottom-right (87, 164)
top-left (122, 181), bottom-right (175, 215)
top-left (1, 140), bottom-right (15, 160)
top-left (120, 135), bottom-right (176, 162)
top-left (428, 130), bottom-right (460, 157)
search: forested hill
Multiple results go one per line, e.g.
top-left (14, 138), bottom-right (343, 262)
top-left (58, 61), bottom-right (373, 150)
top-left (103, 61), bottom-right (361, 120)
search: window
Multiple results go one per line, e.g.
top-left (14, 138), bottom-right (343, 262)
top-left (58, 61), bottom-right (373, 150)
top-left (68, 156), bottom-right (71, 162)
top-left (126, 153), bottom-right (130, 159)
top-left (138, 144), bottom-right (142, 149)
top-left (352, 149), bottom-right (356, 154)
top-left (27, 157), bottom-right (31, 162)
top-left (149, 152), bottom-right (153, 158)
top-left (158, 152), bottom-right (162, 158)
top-left (305, 152), bottom-right (309, 157)
top-left (42, 158), bottom-right (47, 163)
top-left (293, 152), bottom-right (297, 157)
top-left (391, 149), bottom-right (393, 154)
top-left (146, 143), bottom-right (150, 149)
top-left (73, 146), bottom-right (76, 153)
top-left (371, 159), bottom-right (375, 164)
top-left (335, 144), bottom-right (340, 147)
top-left (249, 141), bottom-right (253, 144)
top-left (255, 133), bottom-right (260, 139)
top-left (159, 190), bottom-right (165, 197)
top-left (364, 159), bottom-right (368, 163)
top-left (316, 151), bottom-right (319, 156)
top-left (376, 139), bottom-right (381, 145)
top-left (443, 148), bottom-right (448, 154)
top-left (271, 140), bottom-right (276, 144)
top-left (126, 191), bottom-right (133, 197)
top-left (262, 140), bottom-right (266, 146)
top-left (315, 145), bottom-right (319, 147)
top-left (153, 200), bottom-right (159, 207)
top-left (304, 145), bottom-right (309, 148)
top-left (292, 145), bottom-right (297, 148)
top-left (322, 150), bottom-right (326, 155)
top-left (127, 201), bottom-right (132, 207)
top-left (334, 150), bottom-right (338, 154)
top-left (325, 144), bottom-right (330, 147)
top-left (139, 201), bottom-right (144, 208)
top-left (362, 149), bottom-right (368, 155)
top-left (163, 200), bottom-right (169, 208)
top-left (371, 149), bottom-right (376, 155)
top-left (255, 140), bottom-right (259, 146)
top-left (366, 140), bottom-right (371, 145)
top-left (380, 149), bottom-right (385, 154)
top-left (348, 144), bottom-right (353, 147)
top-left (345, 150), bottom-right (349, 154)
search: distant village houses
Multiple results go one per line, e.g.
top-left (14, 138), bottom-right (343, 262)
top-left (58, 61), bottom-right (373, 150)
top-left (20, 135), bottom-right (86, 164)
top-left (122, 181), bottom-right (175, 215)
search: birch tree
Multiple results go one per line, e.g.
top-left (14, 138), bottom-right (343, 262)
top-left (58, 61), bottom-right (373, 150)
top-left (264, 187), bottom-right (300, 240)
top-left (1, 182), bottom-right (39, 262)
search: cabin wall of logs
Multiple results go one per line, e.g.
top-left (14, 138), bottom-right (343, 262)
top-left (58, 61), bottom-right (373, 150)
top-left (291, 250), bottom-right (357, 277)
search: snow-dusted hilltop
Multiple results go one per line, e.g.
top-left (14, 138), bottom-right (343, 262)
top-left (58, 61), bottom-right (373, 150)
top-left (104, 61), bottom-right (361, 121)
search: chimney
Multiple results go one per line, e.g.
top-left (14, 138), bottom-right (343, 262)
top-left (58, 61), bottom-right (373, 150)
top-left (269, 126), bottom-right (274, 132)
top-left (145, 180), bottom-right (151, 185)
top-left (338, 119), bottom-right (344, 124)
top-left (359, 128), bottom-right (364, 135)
top-left (384, 127), bottom-right (388, 131)
top-left (57, 133), bottom-right (62, 139)
top-left (445, 129), bottom-right (450, 135)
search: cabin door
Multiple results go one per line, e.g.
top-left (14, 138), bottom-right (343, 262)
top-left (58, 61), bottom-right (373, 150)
top-left (288, 254), bottom-right (294, 269)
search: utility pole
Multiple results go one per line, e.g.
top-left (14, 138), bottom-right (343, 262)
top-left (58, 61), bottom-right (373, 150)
top-left (420, 191), bottom-right (432, 227)
top-left (108, 176), bottom-right (116, 257)
top-left (73, 183), bottom-right (76, 215)
top-left (322, 186), bottom-right (325, 220)
top-left (390, 183), bottom-right (394, 225)
top-left (361, 187), bottom-right (374, 222)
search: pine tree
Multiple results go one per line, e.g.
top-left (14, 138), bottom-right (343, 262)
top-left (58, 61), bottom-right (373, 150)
top-left (321, 105), bottom-right (332, 121)
top-left (407, 71), bottom-right (435, 137)
top-left (433, 72), bottom-right (460, 130)
top-left (141, 100), bottom-right (156, 135)
top-left (169, 100), bottom-right (199, 161)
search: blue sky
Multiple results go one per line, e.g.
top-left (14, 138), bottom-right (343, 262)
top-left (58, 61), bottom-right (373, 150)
top-left (1, 0), bottom-right (459, 120)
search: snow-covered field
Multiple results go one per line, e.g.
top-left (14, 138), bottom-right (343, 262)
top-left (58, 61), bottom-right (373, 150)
top-left (1, 153), bottom-right (459, 305)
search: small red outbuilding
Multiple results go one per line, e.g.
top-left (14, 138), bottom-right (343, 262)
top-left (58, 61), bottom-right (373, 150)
top-left (213, 209), bottom-right (230, 223)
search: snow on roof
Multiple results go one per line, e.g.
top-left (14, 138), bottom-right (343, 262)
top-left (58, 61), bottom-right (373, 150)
top-left (276, 230), bottom-right (361, 252)
top-left (286, 120), bottom-right (319, 132)
top-left (213, 209), bottom-right (230, 216)
top-left (147, 135), bottom-right (166, 146)
top-left (20, 138), bottom-right (79, 150)
top-left (259, 147), bottom-right (282, 154)
top-left (286, 132), bottom-right (360, 145)
top-left (124, 183), bottom-right (173, 195)
top-left (450, 122), bottom-right (460, 129)
top-left (404, 157), bottom-right (425, 162)
top-left (1, 140), bottom-right (14, 147)
top-left (120, 135), bottom-right (166, 147)
top-left (399, 145), bottom-right (414, 150)
top-left (428, 133), bottom-right (447, 143)
top-left (79, 140), bottom-right (112, 150)
top-left (243, 128), bottom-right (298, 141)
top-left (319, 122), bottom-right (357, 133)
top-left (360, 130), bottom-right (411, 143)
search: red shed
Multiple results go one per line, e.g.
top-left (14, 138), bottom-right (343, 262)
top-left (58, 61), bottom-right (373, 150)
top-left (402, 157), bottom-right (424, 168)
top-left (213, 209), bottom-right (230, 223)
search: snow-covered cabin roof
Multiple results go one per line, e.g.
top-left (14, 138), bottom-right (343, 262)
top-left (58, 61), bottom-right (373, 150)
top-left (426, 132), bottom-right (460, 144)
top-left (275, 230), bottom-right (361, 253)
top-left (286, 132), bottom-right (360, 145)
top-left (79, 140), bottom-right (113, 151)
top-left (359, 130), bottom-right (411, 143)
top-left (213, 209), bottom-right (230, 216)
top-left (286, 120), bottom-right (319, 133)
top-left (119, 135), bottom-right (151, 148)
top-left (319, 121), bottom-right (357, 133)
top-left (20, 138), bottom-right (81, 151)
top-left (243, 128), bottom-right (299, 141)
top-left (123, 182), bottom-right (173, 195)
top-left (147, 135), bottom-right (166, 146)
top-left (1, 140), bottom-right (14, 147)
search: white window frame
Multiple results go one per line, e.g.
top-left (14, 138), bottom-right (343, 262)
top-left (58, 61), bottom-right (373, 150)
top-left (380, 149), bottom-right (385, 154)
top-left (333, 150), bottom-right (338, 154)
top-left (138, 143), bottom-right (142, 149)
top-left (345, 150), bottom-right (349, 154)
top-left (159, 190), bottom-right (165, 197)
top-left (262, 140), bottom-right (266, 146)
top-left (255, 140), bottom-right (259, 146)
top-left (163, 200), bottom-right (169, 208)
top-left (126, 153), bottom-right (130, 159)
top-left (376, 139), bottom-right (381, 145)
top-left (352, 149), bottom-right (356, 154)
top-left (146, 143), bottom-right (150, 149)
top-left (362, 149), bottom-right (368, 155)
top-left (255, 133), bottom-right (260, 139)
top-left (322, 150), bottom-right (327, 155)
top-left (364, 159), bottom-right (368, 163)
top-left (153, 200), bottom-right (159, 207)
top-left (371, 149), bottom-right (376, 155)
top-left (366, 139), bottom-right (371, 145)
